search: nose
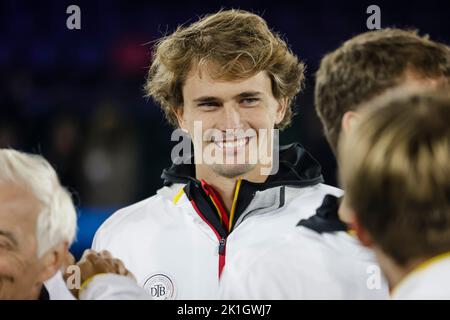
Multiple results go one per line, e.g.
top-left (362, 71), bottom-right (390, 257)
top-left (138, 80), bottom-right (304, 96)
top-left (220, 103), bottom-right (243, 131)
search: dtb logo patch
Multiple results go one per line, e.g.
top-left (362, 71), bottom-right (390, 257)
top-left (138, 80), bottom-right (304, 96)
top-left (143, 273), bottom-right (177, 300)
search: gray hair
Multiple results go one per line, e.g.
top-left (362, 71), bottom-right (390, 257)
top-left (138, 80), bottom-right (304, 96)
top-left (0, 149), bottom-right (77, 257)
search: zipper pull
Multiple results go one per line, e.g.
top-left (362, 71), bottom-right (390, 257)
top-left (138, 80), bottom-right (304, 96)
top-left (218, 238), bottom-right (226, 255)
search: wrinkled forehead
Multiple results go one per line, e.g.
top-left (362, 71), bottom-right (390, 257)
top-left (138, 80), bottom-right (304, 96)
top-left (0, 183), bottom-right (40, 241)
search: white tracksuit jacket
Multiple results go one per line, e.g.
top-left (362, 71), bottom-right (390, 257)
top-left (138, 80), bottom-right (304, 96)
top-left (91, 144), bottom-right (342, 299)
top-left (218, 196), bottom-right (390, 299)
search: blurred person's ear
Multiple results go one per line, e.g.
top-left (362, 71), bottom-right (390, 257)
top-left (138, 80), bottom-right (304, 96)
top-left (352, 215), bottom-right (373, 248)
top-left (37, 242), bottom-right (70, 283)
top-left (338, 196), bottom-right (355, 224)
top-left (341, 111), bottom-right (361, 135)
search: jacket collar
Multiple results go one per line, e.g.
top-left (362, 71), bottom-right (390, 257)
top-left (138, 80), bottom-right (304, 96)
top-left (162, 143), bottom-right (324, 235)
top-left (297, 194), bottom-right (348, 233)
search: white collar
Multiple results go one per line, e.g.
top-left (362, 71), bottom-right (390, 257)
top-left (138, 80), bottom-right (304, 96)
top-left (392, 253), bottom-right (450, 300)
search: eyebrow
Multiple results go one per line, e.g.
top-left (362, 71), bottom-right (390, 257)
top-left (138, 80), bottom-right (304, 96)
top-left (193, 91), bottom-right (263, 103)
top-left (235, 91), bottom-right (262, 99)
top-left (0, 230), bottom-right (18, 247)
top-left (193, 96), bottom-right (220, 103)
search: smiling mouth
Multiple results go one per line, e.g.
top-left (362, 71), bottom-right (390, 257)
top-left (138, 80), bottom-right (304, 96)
top-left (213, 136), bottom-right (251, 153)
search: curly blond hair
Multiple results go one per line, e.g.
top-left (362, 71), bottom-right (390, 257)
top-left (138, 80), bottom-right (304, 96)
top-left (145, 9), bottom-right (305, 129)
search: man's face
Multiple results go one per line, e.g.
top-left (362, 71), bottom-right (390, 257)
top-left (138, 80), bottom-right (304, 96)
top-left (0, 183), bottom-right (45, 300)
top-left (179, 66), bottom-right (286, 178)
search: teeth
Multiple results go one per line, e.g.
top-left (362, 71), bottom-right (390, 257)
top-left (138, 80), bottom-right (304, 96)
top-left (215, 138), bottom-right (247, 149)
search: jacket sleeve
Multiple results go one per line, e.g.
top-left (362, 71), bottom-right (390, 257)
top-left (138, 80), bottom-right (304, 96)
top-left (79, 274), bottom-right (151, 300)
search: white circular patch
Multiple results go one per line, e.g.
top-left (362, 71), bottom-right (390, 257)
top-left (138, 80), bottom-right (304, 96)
top-left (143, 273), bottom-right (177, 300)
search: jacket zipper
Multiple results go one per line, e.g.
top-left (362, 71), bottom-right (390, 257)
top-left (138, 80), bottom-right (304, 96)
top-left (218, 237), bottom-right (227, 278)
top-left (189, 199), bottom-right (227, 279)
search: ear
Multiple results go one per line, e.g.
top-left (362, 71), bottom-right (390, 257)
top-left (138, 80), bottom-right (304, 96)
top-left (275, 98), bottom-right (289, 125)
top-left (174, 107), bottom-right (186, 131)
top-left (352, 216), bottom-right (374, 248)
top-left (341, 111), bottom-right (361, 134)
top-left (37, 242), bottom-right (69, 283)
top-left (337, 197), bottom-right (354, 225)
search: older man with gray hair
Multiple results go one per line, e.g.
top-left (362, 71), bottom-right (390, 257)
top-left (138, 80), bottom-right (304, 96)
top-left (0, 148), bottom-right (148, 300)
top-left (0, 149), bottom-right (77, 299)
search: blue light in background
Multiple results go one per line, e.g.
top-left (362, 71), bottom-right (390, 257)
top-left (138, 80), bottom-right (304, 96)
top-left (71, 207), bottom-right (118, 259)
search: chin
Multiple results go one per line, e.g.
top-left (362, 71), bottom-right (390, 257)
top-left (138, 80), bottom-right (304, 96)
top-left (211, 163), bottom-right (256, 178)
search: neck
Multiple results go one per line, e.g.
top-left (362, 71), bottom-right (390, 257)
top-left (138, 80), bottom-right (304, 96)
top-left (195, 164), bottom-right (268, 211)
top-left (373, 248), bottom-right (429, 293)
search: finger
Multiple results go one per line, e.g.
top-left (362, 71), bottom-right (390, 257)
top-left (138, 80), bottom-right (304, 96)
top-left (125, 270), bottom-right (137, 282)
top-left (78, 259), bottom-right (94, 274)
top-left (77, 260), bottom-right (96, 283)
top-left (113, 258), bottom-right (128, 275)
top-left (80, 249), bottom-right (99, 261)
top-left (98, 250), bottom-right (113, 259)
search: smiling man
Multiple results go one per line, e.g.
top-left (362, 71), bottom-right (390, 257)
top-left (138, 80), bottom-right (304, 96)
top-left (183, 70), bottom-right (280, 176)
top-left (175, 67), bottom-right (287, 212)
top-left (92, 9), bottom-right (341, 299)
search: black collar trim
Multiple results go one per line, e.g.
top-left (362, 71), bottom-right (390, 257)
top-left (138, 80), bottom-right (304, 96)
top-left (39, 285), bottom-right (50, 300)
top-left (297, 194), bottom-right (348, 234)
top-left (183, 182), bottom-right (229, 238)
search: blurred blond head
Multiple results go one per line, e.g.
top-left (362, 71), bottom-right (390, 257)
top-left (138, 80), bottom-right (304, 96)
top-left (339, 89), bottom-right (450, 266)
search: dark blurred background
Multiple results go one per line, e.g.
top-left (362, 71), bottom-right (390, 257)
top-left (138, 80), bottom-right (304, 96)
top-left (1, 0), bottom-right (449, 258)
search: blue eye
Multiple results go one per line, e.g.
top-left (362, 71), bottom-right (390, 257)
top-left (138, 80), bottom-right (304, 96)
top-left (240, 98), bottom-right (260, 106)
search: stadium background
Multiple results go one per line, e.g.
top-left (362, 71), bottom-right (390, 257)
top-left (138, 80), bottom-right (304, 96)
top-left (0, 0), bottom-right (449, 258)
